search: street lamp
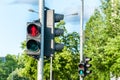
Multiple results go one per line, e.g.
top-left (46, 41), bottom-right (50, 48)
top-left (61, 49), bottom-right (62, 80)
top-left (28, 9), bottom-right (79, 16)
top-left (28, 9), bottom-right (38, 13)
top-left (65, 12), bottom-right (79, 16)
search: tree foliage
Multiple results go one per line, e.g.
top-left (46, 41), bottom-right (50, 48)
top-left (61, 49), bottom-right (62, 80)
top-left (84, 0), bottom-right (120, 79)
top-left (0, 54), bottom-right (18, 80)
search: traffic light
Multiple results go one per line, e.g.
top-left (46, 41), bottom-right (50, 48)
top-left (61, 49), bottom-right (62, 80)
top-left (78, 57), bottom-right (92, 77)
top-left (44, 10), bottom-right (64, 57)
top-left (84, 57), bottom-right (92, 75)
top-left (26, 21), bottom-right (41, 56)
top-left (78, 63), bottom-right (85, 77)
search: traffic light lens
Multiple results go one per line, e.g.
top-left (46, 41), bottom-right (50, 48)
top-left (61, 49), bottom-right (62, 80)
top-left (79, 64), bottom-right (84, 68)
top-left (27, 40), bottom-right (40, 52)
top-left (79, 70), bottom-right (84, 75)
top-left (27, 24), bottom-right (39, 37)
top-left (55, 43), bottom-right (64, 51)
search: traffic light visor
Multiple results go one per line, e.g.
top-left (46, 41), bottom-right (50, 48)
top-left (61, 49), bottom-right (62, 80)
top-left (27, 24), bottom-right (39, 37)
top-left (27, 39), bottom-right (40, 52)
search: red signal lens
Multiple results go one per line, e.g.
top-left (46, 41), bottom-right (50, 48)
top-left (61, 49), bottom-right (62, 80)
top-left (79, 64), bottom-right (84, 68)
top-left (27, 24), bottom-right (39, 37)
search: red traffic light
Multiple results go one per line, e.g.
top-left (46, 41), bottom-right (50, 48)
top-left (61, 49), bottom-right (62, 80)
top-left (27, 24), bottom-right (40, 37)
top-left (79, 63), bottom-right (84, 68)
top-left (26, 21), bottom-right (41, 57)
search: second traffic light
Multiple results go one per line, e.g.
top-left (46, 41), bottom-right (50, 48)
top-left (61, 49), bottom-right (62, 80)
top-left (78, 63), bottom-right (85, 77)
top-left (78, 57), bottom-right (92, 77)
top-left (26, 21), bottom-right (41, 56)
top-left (44, 10), bottom-right (64, 57)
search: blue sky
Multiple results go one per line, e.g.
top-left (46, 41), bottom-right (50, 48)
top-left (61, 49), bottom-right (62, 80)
top-left (0, 0), bottom-right (101, 56)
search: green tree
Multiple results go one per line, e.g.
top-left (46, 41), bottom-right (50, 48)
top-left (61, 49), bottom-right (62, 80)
top-left (104, 36), bottom-right (120, 78)
top-left (84, 0), bottom-right (120, 79)
top-left (18, 51), bottom-right (37, 80)
top-left (7, 68), bottom-right (29, 80)
top-left (53, 47), bottom-right (79, 80)
top-left (0, 54), bottom-right (18, 80)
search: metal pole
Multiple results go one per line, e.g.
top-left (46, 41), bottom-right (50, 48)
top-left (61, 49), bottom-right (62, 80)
top-left (50, 54), bottom-right (53, 80)
top-left (38, 0), bottom-right (45, 80)
top-left (80, 0), bottom-right (84, 80)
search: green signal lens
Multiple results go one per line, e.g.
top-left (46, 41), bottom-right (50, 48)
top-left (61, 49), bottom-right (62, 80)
top-left (79, 70), bottom-right (84, 75)
top-left (27, 40), bottom-right (40, 52)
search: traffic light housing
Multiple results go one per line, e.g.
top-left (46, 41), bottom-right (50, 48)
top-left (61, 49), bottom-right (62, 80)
top-left (78, 63), bottom-right (85, 77)
top-left (44, 10), bottom-right (64, 57)
top-left (78, 57), bottom-right (92, 77)
top-left (26, 21), bottom-right (41, 56)
top-left (84, 57), bottom-right (92, 75)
